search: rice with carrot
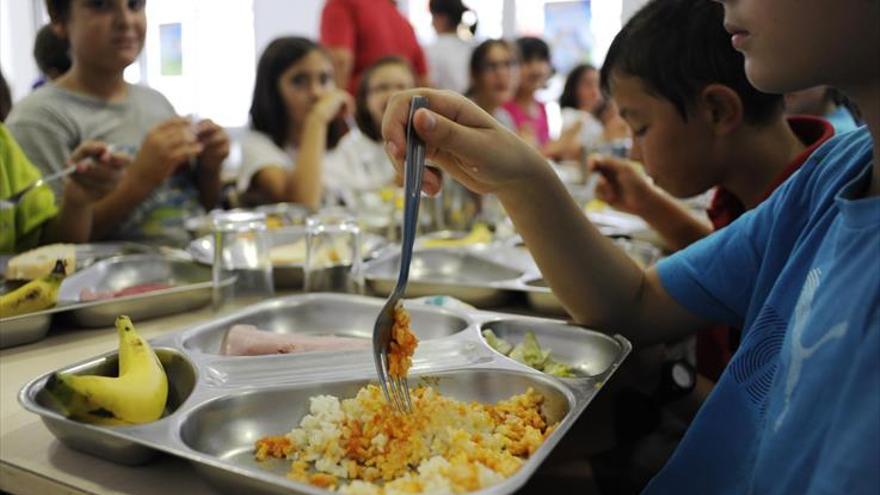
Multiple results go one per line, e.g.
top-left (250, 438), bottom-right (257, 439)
top-left (254, 384), bottom-right (555, 494)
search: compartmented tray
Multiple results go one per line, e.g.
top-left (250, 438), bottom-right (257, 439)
top-left (184, 203), bottom-right (310, 238)
top-left (0, 245), bottom-right (158, 349)
top-left (56, 254), bottom-right (233, 328)
top-left (19, 293), bottom-right (631, 494)
top-left (364, 239), bottom-right (661, 316)
top-left (363, 248), bottom-right (525, 307)
top-left (188, 227), bottom-right (388, 289)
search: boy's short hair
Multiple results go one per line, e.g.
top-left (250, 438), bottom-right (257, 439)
top-left (600, 0), bottom-right (783, 125)
top-left (45, 0), bottom-right (71, 22)
top-left (516, 37), bottom-right (550, 63)
top-left (354, 56), bottom-right (415, 142)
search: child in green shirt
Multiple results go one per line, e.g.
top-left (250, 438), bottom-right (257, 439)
top-left (1, 124), bottom-right (125, 253)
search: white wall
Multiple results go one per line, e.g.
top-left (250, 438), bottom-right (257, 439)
top-left (253, 0), bottom-right (325, 57)
top-left (0, 0), bottom-right (44, 102)
top-left (622, 0), bottom-right (649, 24)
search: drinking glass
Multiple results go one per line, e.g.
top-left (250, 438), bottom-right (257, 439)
top-left (303, 210), bottom-right (363, 294)
top-left (211, 210), bottom-right (274, 310)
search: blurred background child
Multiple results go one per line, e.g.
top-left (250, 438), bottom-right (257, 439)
top-left (240, 37), bottom-right (351, 210)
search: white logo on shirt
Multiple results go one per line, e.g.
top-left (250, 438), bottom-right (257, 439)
top-left (774, 268), bottom-right (848, 432)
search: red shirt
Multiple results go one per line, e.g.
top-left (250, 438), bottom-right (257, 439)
top-left (320, 0), bottom-right (428, 94)
top-left (698, 116), bottom-right (835, 381)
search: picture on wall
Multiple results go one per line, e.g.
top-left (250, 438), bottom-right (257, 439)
top-left (159, 23), bottom-right (183, 76)
top-left (544, 1), bottom-right (593, 75)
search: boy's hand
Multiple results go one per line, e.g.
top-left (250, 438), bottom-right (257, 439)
top-left (309, 89), bottom-right (354, 124)
top-left (130, 118), bottom-right (203, 189)
top-left (63, 141), bottom-right (128, 205)
top-left (381, 89), bottom-right (548, 197)
top-left (195, 119), bottom-right (230, 174)
top-left (590, 155), bottom-right (658, 216)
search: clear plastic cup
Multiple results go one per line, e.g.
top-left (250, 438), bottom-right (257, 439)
top-left (303, 210), bottom-right (363, 294)
top-left (211, 210), bottom-right (274, 309)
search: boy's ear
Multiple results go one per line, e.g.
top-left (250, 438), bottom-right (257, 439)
top-left (698, 84), bottom-right (743, 136)
top-left (50, 22), bottom-right (68, 40)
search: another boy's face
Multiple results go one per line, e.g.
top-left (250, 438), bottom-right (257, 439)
top-left (611, 73), bottom-right (719, 198)
top-left (65, 0), bottom-right (146, 71)
top-left (716, 0), bottom-right (879, 94)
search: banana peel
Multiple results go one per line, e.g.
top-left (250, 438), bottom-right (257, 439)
top-left (44, 315), bottom-right (169, 425)
top-left (0, 259), bottom-right (66, 318)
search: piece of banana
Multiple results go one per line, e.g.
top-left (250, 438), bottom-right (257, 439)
top-left (45, 315), bottom-right (169, 425)
top-left (0, 259), bottom-right (66, 318)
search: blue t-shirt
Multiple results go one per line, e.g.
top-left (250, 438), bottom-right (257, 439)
top-left (649, 127), bottom-right (879, 495)
top-left (825, 105), bottom-right (860, 136)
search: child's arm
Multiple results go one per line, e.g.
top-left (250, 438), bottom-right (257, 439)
top-left (382, 89), bottom-right (709, 346)
top-left (42, 142), bottom-right (126, 243)
top-left (90, 118), bottom-right (200, 239)
top-left (194, 119), bottom-right (229, 209)
top-left (285, 89), bottom-right (352, 210)
top-left (590, 156), bottom-right (714, 251)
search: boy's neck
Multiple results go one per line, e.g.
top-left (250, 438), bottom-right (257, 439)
top-left (57, 64), bottom-right (128, 102)
top-left (721, 116), bottom-right (807, 209)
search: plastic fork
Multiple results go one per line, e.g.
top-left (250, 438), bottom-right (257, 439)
top-left (372, 95), bottom-right (428, 414)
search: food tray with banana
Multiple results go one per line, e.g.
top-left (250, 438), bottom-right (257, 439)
top-left (19, 292), bottom-right (631, 495)
top-left (363, 238), bottom-right (661, 316)
top-left (0, 254), bottom-right (234, 348)
top-left (187, 226), bottom-right (389, 289)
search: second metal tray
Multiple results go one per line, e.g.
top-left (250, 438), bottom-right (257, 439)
top-left (57, 254), bottom-right (229, 328)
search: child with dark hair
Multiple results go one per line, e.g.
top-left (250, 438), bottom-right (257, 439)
top-left (498, 37), bottom-right (581, 160)
top-left (786, 85), bottom-right (861, 134)
top-left (7, 0), bottom-right (229, 245)
top-left (1, 68), bottom-right (126, 252)
top-left (380, 0), bottom-right (879, 490)
top-left (466, 39), bottom-right (519, 116)
top-left (329, 56), bottom-right (414, 200)
top-left (590, 0), bottom-right (835, 381)
top-left (559, 63), bottom-right (604, 152)
top-left (33, 24), bottom-right (71, 85)
top-left (240, 37), bottom-right (351, 209)
top-left (426, 0), bottom-right (475, 94)
top-left (497, 37), bottom-right (553, 147)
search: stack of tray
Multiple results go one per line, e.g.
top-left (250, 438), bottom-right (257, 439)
top-left (20, 293), bottom-right (630, 494)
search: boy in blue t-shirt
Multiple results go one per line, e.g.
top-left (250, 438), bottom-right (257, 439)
top-left (379, 0), bottom-right (880, 492)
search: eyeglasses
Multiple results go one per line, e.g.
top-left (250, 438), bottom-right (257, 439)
top-left (480, 59), bottom-right (518, 73)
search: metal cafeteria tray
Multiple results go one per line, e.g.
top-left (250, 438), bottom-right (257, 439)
top-left (363, 248), bottom-right (525, 307)
top-left (56, 254), bottom-right (231, 328)
top-left (188, 226), bottom-right (388, 289)
top-left (20, 292), bottom-right (631, 495)
top-left (185, 204), bottom-right (310, 238)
